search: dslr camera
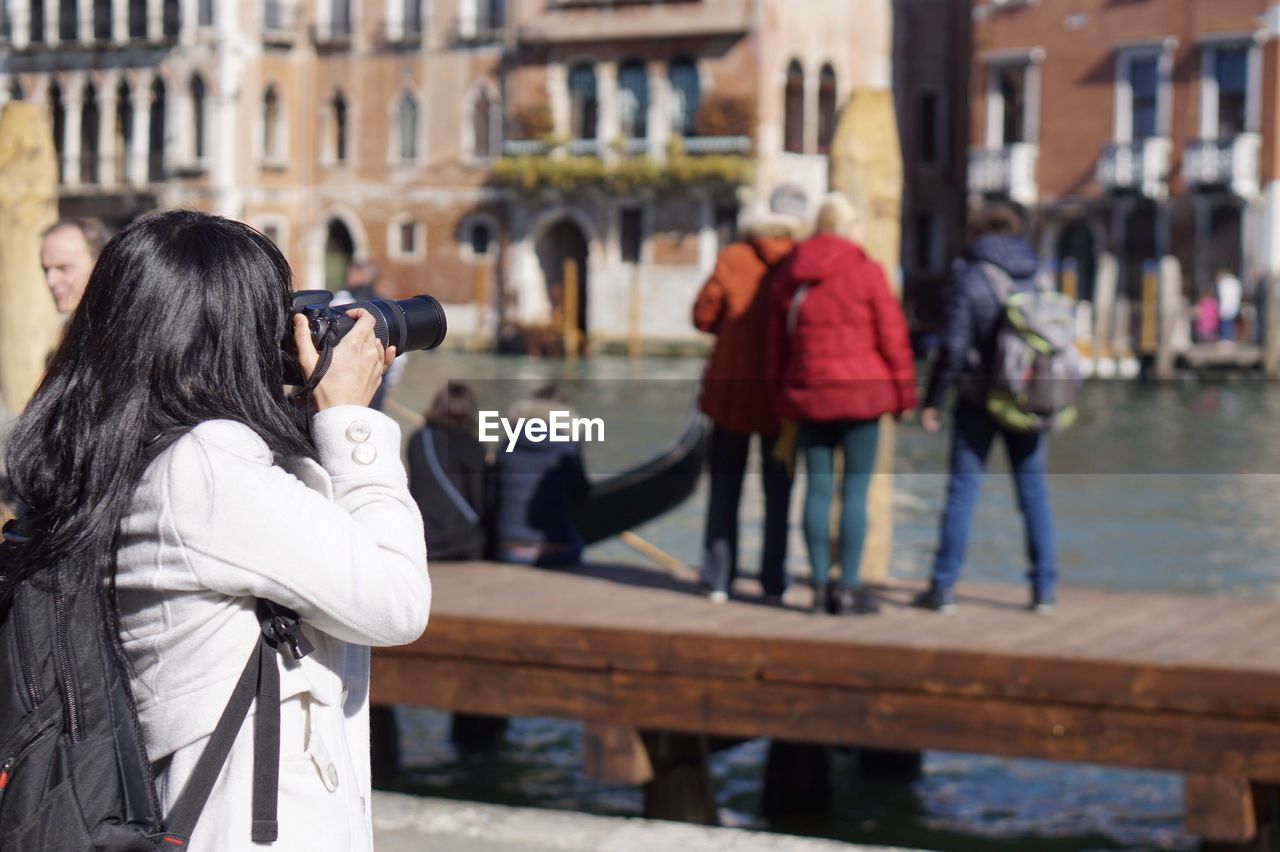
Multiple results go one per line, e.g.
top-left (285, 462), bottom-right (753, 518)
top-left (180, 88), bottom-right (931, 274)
top-left (285, 290), bottom-right (447, 384)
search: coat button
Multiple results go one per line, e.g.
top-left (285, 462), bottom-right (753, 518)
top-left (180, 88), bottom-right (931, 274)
top-left (326, 763), bottom-right (340, 788)
top-left (352, 443), bottom-right (377, 465)
top-left (346, 420), bottom-right (372, 443)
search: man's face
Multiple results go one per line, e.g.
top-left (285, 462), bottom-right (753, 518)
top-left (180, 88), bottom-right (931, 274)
top-left (41, 227), bottom-right (96, 315)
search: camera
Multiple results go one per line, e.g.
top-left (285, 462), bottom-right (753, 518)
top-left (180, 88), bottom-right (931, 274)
top-left (284, 290), bottom-right (447, 385)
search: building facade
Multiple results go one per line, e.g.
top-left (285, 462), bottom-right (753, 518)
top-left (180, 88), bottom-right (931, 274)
top-left (0, 0), bottom-right (895, 348)
top-left (968, 0), bottom-right (1280, 362)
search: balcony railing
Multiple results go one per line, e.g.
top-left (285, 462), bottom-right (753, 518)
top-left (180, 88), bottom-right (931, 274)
top-left (1183, 134), bottom-right (1261, 198)
top-left (683, 136), bottom-right (752, 156)
top-left (503, 139), bottom-right (552, 157)
top-left (1096, 137), bottom-right (1171, 200)
top-left (968, 143), bottom-right (1038, 206)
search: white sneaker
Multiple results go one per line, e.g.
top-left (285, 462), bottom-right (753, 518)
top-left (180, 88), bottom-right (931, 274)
top-left (707, 590), bottom-right (729, 604)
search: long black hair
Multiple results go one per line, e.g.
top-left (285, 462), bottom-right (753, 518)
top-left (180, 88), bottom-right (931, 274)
top-left (6, 210), bottom-right (314, 593)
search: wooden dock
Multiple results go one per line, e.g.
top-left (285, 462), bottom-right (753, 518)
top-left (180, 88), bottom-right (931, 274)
top-left (372, 561), bottom-right (1280, 848)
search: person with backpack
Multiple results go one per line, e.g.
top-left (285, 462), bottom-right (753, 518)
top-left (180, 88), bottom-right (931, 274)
top-left (0, 212), bottom-right (430, 849)
top-left (768, 194), bottom-right (917, 616)
top-left (917, 204), bottom-right (1065, 614)
top-left (409, 382), bottom-right (491, 562)
top-left (692, 201), bottom-right (803, 605)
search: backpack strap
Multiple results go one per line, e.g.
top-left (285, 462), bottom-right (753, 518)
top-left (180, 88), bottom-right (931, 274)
top-left (158, 602), bottom-right (311, 846)
top-left (979, 261), bottom-right (1018, 303)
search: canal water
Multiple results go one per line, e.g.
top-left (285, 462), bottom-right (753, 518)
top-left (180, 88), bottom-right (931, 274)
top-left (383, 350), bottom-right (1280, 851)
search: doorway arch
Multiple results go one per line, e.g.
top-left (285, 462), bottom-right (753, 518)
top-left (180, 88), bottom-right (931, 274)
top-left (324, 218), bottom-right (356, 292)
top-left (536, 218), bottom-right (590, 340)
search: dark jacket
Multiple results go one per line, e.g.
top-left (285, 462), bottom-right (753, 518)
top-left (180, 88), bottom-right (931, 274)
top-left (767, 233), bottom-right (917, 422)
top-left (491, 401), bottom-right (591, 551)
top-left (693, 236), bottom-right (795, 437)
top-left (924, 234), bottom-right (1040, 410)
top-left (408, 425), bottom-right (490, 561)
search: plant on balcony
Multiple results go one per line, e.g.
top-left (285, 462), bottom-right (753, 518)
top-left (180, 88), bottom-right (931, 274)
top-left (489, 147), bottom-right (753, 195)
top-left (694, 94), bottom-right (755, 140)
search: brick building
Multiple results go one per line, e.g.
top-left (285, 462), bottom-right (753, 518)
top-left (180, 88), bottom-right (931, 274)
top-left (968, 0), bottom-right (1280, 359)
top-left (0, 0), bottom-right (895, 347)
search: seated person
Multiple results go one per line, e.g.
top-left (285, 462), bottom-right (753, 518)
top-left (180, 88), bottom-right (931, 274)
top-left (409, 382), bottom-right (491, 561)
top-left (491, 384), bottom-right (590, 567)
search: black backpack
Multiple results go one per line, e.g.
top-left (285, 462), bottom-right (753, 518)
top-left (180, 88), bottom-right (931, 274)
top-left (0, 514), bottom-right (312, 850)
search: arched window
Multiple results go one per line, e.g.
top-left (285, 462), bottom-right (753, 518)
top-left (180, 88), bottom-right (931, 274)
top-left (396, 92), bottom-right (418, 162)
top-left (81, 82), bottom-right (100, 184)
top-left (330, 90), bottom-right (348, 163)
top-left (93, 0), bottom-right (112, 40)
top-left (128, 0), bottom-right (146, 38)
top-left (618, 60), bottom-right (648, 142)
top-left (487, 0), bottom-right (505, 31)
top-left (331, 0), bottom-right (351, 37)
top-left (817, 64), bottom-right (837, 155)
top-left (567, 63), bottom-right (597, 141)
top-left (149, 78), bottom-right (165, 181)
top-left (162, 0), bottom-right (180, 37)
top-left (116, 79), bottom-right (133, 182)
top-left (470, 221), bottom-right (493, 258)
top-left (30, 0), bottom-right (45, 43)
top-left (784, 60), bottom-right (805, 154)
top-left (262, 85), bottom-right (281, 161)
top-left (49, 82), bottom-right (65, 183)
top-left (403, 0), bottom-right (423, 35)
top-left (472, 89), bottom-right (493, 159)
top-left (190, 74), bottom-right (206, 161)
top-left (58, 0), bottom-right (76, 41)
top-left (668, 58), bottom-right (699, 137)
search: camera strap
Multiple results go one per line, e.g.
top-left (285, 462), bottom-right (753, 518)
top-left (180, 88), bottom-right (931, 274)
top-left (290, 326), bottom-right (341, 404)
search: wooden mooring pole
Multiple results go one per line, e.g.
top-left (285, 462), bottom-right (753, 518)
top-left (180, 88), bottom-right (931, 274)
top-left (563, 258), bottom-right (580, 361)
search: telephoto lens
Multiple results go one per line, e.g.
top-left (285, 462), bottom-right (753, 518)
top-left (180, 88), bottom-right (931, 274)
top-left (284, 291), bottom-right (448, 384)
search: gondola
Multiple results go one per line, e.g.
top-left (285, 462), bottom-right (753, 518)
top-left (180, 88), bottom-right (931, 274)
top-left (573, 407), bottom-right (709, 546)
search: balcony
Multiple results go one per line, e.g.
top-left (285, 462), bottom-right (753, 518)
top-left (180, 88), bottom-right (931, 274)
top-left (968, 143), bottom-right (1038, 206)
top-left (377, 20), bottom-right (424, 46)
top-left (1096, 138), bottom-right (1171, 200)
top-left (1183, 134), bottom-right (1261, 198)
top-left (311, 22), bottom-right (353, 49)
top-left (263, 3), bottom-right (297, 45)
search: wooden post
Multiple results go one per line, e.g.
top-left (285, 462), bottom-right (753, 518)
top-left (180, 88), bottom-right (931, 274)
top-left (640, 731), bottom-right (718, 825)
top-left (627, 263), bottom-right (642, 360)
top-left (472, 262), bottom-right (488, 352)
top-left (828, 87), bottom-right (903, 585)
top-left (1156, 255), bottom-right (1182, 381)
top-left (1184, 774), bottom-right (1257, 846)
top-left (1061, 258), bottom-right (1079, 301)
top-left (1265, 274), bottom-right (1280, 379)
top-left (1140, 260), bottom-right (1158, 355)
top-left (0, 102), bottom-right (61, 415)
top-left (761, 741), bottom-right (831, 819)
top-left (563, 258), bottom-right (579, 362)
top-left (1093, 252), bottom-right (1119, 366)
top-left (582, 723), bottom-right (654, 785)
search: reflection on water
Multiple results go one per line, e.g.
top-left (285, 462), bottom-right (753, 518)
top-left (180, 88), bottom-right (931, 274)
top-left (385, 351), bottom-right (1278, 850)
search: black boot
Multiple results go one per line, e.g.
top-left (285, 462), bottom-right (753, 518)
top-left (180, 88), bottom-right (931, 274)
top-left (835, 586), bottom-right (881, 616)
top-left (811, 586), bottom-right (828, 614)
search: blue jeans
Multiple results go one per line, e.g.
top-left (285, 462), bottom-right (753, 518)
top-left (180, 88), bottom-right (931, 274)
top-left (800, 419), bottom-right (880, 590)
top-left (930, 403), bottom-right (1055, 599)
top-left (701, 426), bottom-right (793, 596)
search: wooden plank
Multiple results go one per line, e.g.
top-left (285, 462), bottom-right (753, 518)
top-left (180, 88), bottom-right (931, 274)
top-left (1184, 774), bottom-right (1257, 843)
top-left (369, 655), bottom-right (1280, 781)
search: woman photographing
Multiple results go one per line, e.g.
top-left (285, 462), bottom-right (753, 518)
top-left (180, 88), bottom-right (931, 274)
top-left (2, 211), bottom-right (430, 848)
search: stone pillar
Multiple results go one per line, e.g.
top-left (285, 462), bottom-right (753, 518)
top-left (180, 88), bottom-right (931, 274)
top-left (147, 0), bottom-right (162, 40)
top-left (0, 101), bottom-right (62, 413)
top-left (77, 0), bottom-right (93, 42)
top-left (113, 0), bottom-right (129, 43)
top-left (62, 80), bottom-right (83, 187)
top-left (180, 0), bottom-right (196, 43)
top-left (46, 0), bottom-right (59, 44)
top-left (12, 0), bottom-right (30, 49)
top-left (597, 61), bottom-right (618, 158)
top-left (130, 72), bottom-right (152, 186)
top-left (98, 73), bottom-right (118, 187)
top-left (829, 87), bottom-right (903, 585)
top-left (647, 60), bottom-right (669, 162)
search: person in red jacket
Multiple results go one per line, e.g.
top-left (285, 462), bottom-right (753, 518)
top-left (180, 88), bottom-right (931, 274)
top-left (693, 207), bottom-right (803, 604)
top-left (767, 194), bottom-right (916, 615)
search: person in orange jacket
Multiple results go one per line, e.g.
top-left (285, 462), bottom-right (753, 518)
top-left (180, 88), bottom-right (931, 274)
top-left (692, 197), bottom-right (806, 604)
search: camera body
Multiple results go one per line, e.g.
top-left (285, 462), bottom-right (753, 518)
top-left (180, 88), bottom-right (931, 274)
top-left (284, 290), bottom-right (447, 385)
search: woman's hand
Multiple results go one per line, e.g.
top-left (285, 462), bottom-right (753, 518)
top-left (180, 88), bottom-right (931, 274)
top-left (921, 407), bottom-right (942, 433)
top-left (293, 309), bottom-right (397, 411)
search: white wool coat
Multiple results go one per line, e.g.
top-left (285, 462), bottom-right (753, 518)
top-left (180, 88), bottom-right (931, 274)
top-left (114, 406), bottom-right (431, 850)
